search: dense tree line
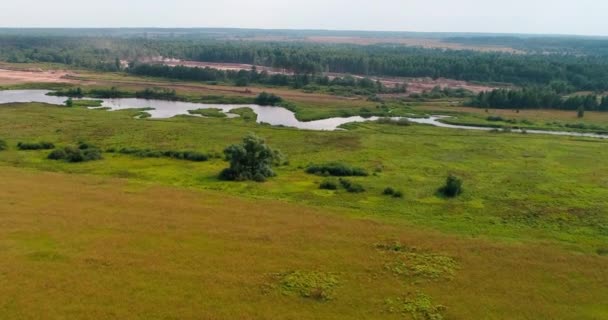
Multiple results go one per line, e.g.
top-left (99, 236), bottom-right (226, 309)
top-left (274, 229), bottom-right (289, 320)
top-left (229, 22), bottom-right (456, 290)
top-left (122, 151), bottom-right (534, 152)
top-left (469, 88), bottom-right (608, 111)
top-left (3, 36), bottom-right (608, 91)
top-left (127, 63), bottom-right (403, 94)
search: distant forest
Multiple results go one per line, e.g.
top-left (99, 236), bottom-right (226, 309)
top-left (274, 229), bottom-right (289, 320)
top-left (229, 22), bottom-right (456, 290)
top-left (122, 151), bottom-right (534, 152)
top-left (1, 30), bottom-right (608, 95)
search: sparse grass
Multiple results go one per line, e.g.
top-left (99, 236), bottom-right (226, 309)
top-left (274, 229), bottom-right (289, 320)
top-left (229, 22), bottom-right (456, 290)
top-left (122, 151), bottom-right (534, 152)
top-left (385, 292), bottom-right (446, 320)
top-left (188, 108), bottom-right (227, 118)
top-left (273, 271), bottom-right (340, 301)
top-left (229, 107), bottom-right (258, 121)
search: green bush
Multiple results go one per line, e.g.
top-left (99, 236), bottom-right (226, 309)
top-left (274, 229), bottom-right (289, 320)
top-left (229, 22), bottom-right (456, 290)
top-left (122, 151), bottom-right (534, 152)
top-left (17, 141), bottom-right (55, 150)
top-left (118, 148), bottom-right (209, 162)
top-left (254, 92), bottom-right (283, 106)
top-left (440, 175), bottom-right (463, 198)
top-left (306, 163), bottom-right (368, 177)
top-left (48, 143), bottom-right (102, 163)
top-left (383, 187), bottom-right (396, 195)
top-left (339, 178), bottom-right (365, 193)
top-left (319, 180), bottom-right (338, 190)
top-left (47, 149), bottom-right (67, 160)
top-left (0, 139), bottom-right (7, 151)
top-left (384, 187), bottom-right (403, 198)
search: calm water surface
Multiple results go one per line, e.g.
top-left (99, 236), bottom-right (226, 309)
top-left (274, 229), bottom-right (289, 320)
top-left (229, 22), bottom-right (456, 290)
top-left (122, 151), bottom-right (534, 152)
top-left (1, 90), bottom-right (607, 138)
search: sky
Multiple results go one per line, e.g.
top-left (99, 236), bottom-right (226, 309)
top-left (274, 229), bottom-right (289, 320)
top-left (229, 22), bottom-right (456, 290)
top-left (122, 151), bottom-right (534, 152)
top-left (2, 0), bottom-right (608, 36)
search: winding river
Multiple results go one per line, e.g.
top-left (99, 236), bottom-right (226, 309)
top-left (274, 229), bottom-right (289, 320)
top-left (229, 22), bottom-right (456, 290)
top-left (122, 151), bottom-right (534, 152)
top-left (1, 90), bottom-right (607, 139)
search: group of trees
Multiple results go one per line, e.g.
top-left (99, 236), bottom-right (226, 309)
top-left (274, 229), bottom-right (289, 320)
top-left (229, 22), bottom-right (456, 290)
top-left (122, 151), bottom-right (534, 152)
top-left (3, 35), bottom-right (608, 91)
top-left (127, 63), bottom-right (404, 94)
top-left (469, 88), bottom-right (608, 111)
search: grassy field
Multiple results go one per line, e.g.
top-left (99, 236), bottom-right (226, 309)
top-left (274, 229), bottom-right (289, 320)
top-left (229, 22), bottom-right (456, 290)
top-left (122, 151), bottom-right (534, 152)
top-left (1, 74), bottom-right (608, 318)
top-left (1, 167), bottom-right (606, 319)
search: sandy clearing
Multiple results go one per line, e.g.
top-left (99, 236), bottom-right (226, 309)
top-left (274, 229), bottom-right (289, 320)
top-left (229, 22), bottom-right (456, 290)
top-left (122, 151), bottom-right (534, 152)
top-left (0, 68), bottom-right (74, 85)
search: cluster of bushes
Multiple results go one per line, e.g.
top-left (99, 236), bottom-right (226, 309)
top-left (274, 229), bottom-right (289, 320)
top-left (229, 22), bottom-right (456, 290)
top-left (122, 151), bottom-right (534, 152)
top-left (383, 187), bottom-right (404, 198)
top-left (17, 141), bottom-right (55, 150)
top-left (48, 142), bottom-right (102, 163)
top-left (377, 117), bottom-right (412, 126)
top-left (254, 92), bottom-right (283, 106)
top-left (110, 147), bottom-right (210, 162)
top-left (306, 163), bottom-right (368, 177)
top-left (52, 87), bottom-right (128, 99)
top-left (320, 178), bottom-right (365, 193)
top-left (135, 88), bottom-right (178, 100)
top-left (339, 178), bottom-right (365, 193)
top-left (410, 86), bottom-right (473, 99)
top-left (486, 116), bottom-right (534, 125)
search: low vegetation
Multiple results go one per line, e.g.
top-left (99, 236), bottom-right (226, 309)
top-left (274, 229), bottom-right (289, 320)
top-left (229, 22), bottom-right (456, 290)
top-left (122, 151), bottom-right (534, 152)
top-left (339, 178), bottom-right (365, 193)
top-left (48, 142), bottom-right (102, 163)
top-left (383, 187), bottom-right (404, 198)
top-left (188, 108), bottom-right (227, 118)
top-left (110, 147), bottom-right (210, 162)
top-left (385, 292), bottom-right (446, 320)
top-left (254, 92), bottom-right (283, 106)
top-left (306, 162), bottom-right (368, 177)
top-left (319, 180), bottom-right (339, 190)
top-left (0, 139), bottom-right (7, 151)
top-left (17, 141), bottom-right (55, 150)
top-left (229, 107), bottom-right (257, 121)
top-left (272, 271), bottom-right (340, 301)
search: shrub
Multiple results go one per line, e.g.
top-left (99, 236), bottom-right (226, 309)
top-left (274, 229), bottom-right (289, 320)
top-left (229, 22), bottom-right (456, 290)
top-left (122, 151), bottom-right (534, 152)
top-left (319, 180), bottom-right (338, 190)
top-left (220, 133), bottom-right (284, 182)
top-left (254, 92), bottom-right (283, 106)
top-left (440, 175), bottom-right (463, 198)
top-left (339, 178), bottom-right (365, 193)
top-left (118, 148), bottom-right (209, 162)
top-left (47, 143), bottom-right (102, 163)
top-left (17, 141), bottom-right (55, 150)
top-left (384, 187), bottom-right (403, 198)
top-left (306, 163), bottom-right (368, 177)
top-left (486, 116), bottom-right (505, 122)
top-left (377, 117), bottom-right (411, 126)
top-left (0, 139), bottom-right (7, 151)
top-left (383, 187), bottom-right (396, 195)
top-left (47, 149), bottom-right (67, 160)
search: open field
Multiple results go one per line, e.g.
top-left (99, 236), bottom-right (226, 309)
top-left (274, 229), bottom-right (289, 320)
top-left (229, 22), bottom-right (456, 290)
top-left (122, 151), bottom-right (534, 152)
top-left (1, 166), bottom-right (607, 319)
top-left (1, 65), bottom-right (608, 318)
top-left (1, 102), bottom-right (608, 248)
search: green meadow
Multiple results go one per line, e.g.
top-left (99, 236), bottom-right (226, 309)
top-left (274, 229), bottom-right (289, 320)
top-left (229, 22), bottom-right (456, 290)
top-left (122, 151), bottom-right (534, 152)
top-left (0, 93), bottom-right (607, 319)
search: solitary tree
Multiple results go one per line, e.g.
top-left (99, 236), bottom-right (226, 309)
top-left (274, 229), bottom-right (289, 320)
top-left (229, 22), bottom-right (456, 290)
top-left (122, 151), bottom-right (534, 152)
top-left (65, 97), bottom-right (74, 107)
top-left (577, 106), bottom-right (585, 118)
top-left (219, 133), bottom-right (285, 182)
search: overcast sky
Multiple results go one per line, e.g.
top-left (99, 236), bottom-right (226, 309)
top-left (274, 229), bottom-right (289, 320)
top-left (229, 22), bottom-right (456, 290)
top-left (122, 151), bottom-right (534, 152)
top-left (2, 0), bottom-right (608, 36)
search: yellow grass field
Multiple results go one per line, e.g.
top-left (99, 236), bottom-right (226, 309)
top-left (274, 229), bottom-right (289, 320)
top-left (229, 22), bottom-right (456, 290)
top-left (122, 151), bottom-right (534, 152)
top-left (0, 166), bottom-right (606, 319)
